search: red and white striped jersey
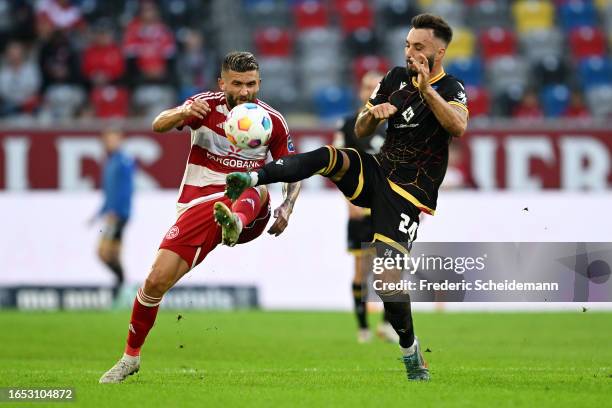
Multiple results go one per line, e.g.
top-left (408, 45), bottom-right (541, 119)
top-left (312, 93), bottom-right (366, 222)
top-left (174, 91), bottom-right (295, 215)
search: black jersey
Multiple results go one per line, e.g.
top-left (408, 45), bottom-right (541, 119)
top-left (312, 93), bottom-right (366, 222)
top-left (336, 114), bottom-right (385, 155)
top-left (367, 66), bottom-right (468, 214)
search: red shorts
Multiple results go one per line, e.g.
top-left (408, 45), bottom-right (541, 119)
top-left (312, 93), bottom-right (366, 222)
top-left (159, 193), bottom-right (271, 269)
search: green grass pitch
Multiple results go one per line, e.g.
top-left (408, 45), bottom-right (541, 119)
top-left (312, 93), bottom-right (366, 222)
top-left (0, 310), bottom-right (610, 407)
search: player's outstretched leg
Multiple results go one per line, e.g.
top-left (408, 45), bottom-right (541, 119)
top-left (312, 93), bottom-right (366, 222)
top-left (225, 146), bottom-right (336, 200)
top-left (99, 249), bottom-right (189, 383)
top-left (214, 202), bottom-right (242, 246)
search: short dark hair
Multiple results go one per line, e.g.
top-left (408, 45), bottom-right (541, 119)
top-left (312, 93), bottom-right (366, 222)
top-left (222, 51), bottom-right (259, 73)
top-left (411, 13), bottom-right (453, 46)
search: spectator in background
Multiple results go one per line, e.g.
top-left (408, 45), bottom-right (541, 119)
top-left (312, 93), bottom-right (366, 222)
top-left (123, 0), bottom-right (176, 85)
top-left (89, 128), bottom-right (136, 299)
top-left (0, 41), bottom-right (41, 116)
top-left (563, 89), bottom-right (591, 119)
top-left (123, 0), bottom-right (176, 119)
top-left (82, 19), bottom-right (125, 86)
top-left (512, 89), bottom-right (543, 120)
top-left (36, 0), bottom-right (84, 33)
top-left (38, 29), bottom-right (85, 119)
top-left (81, 20), bottom-right (129, 118)
top-left (175, 28), bottom-right (211, 101)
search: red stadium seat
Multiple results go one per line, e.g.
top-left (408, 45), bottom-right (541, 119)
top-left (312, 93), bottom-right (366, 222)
top-left (254, 27), bottom-right (293, 57)
top-left (352, 55), bottom-right (390, 83)
top-left (480, 27), bottom-right (517, 61)
top-left (466, 86), bottom-right (490, 117)
top-left (337, 0), bottom-right (374, 34)
top-left (569, 26), bottom-right (606, 59)
top-left (90, 86), bottom-right (129, 118)
top-left (293, 1), bottom-right (329, 30)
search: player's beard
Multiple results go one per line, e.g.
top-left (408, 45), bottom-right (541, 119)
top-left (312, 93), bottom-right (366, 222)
top-left (226, 93), bottom-right (256, 109)
top-left (406, 54), bottom-right (435, 78)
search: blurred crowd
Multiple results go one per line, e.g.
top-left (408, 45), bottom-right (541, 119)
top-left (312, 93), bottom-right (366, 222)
top-left (0, 0), bottom-right (610, 124)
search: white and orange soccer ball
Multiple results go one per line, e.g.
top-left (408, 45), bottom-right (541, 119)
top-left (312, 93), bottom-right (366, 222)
top-left (224, 103), bottom-right (273, 149)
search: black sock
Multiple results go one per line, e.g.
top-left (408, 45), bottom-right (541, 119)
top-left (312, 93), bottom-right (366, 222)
top-left (352, 283), bottom-right (368, 329)
top-left (256, 146), bottom-right (336, 185)
top-left (382, 307), bottom-right (391, 323)
top-left (105, 261), bottom-right (124, 286)
top-left (382, 301), bottom-right (415, 348)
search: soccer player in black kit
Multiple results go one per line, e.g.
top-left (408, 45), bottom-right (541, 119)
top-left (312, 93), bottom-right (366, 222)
top-left (226, 14), bottom-right (468, 381)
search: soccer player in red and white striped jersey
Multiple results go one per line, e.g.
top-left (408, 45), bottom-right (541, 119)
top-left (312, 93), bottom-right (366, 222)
top-left (99, 52), bottom-right (301, 383)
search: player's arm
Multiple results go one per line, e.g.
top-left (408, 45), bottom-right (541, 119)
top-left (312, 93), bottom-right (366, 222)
top-left (355, 103), bottom-right (397, 138)
top-left (152, 97), bottom-right (211, 133)
top-left (412, 53), bottom-right (468, 137)
top-left (420, 87), bottom-right (468, 138)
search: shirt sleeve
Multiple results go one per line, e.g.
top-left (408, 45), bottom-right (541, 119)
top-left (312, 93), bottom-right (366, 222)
top-left (366, 68), bottom-right (396, 108)
top-left (267, 114), bottom-right (296, 160)
top-left (442, 78), bottom-right (469, 115)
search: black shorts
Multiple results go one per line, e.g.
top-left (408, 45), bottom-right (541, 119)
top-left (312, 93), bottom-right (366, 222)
top-left (101, 218), bottom-right (127, 241)
top-left (330, 148), bottom-right (420, 256)
top-left (347, 216), bottom-right (373, 251)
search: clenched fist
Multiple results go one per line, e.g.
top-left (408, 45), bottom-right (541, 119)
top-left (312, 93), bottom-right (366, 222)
top-left (368, 102), bottom-right (398, 120)
top-left (181, 97), bottom-right (211, 120)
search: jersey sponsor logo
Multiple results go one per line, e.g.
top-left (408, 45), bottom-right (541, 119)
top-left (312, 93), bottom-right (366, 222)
top-left (402, 106), bottom-right (415, 123)
top-left (287, 134), bottom-right (295, 153)
top-left (455, 91), bottom-right (467, 104)
top-left (205, 151), bottom-right (262, 169)
top-left (165, 225), bottom-right (180, 240)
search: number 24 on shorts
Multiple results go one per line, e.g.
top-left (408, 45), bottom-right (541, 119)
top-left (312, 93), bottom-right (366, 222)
top-left (398, 213), bottom-right (417, 242)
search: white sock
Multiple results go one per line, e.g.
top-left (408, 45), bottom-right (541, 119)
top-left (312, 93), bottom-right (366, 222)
top-left (400, 338), bottom-right (417, 356)
top-left (248, 171), bottom-right (259, 186)
top-left (122, 353), bottom-right (140, 363)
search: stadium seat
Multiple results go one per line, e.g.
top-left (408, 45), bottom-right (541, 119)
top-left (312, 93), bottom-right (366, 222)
top-left (512, 0), bottom-right (555, 33)
top-left (540, 84), bottom-right (570, 117)
top-left (428, 0), bottom-right (466, 27)
top-left (337, 0), bottom-right (374, 33)
top-left (487, 56), bottom-right (529, 92)
top-left (578, 57), bottom-right (612, 89)
top-left (569, 27), bottom-right (606, 59)
top-left (519, 28), bottom-right (563, 62)
top-left (446, 58), bottom-right (484, 87)
top-left (352, 55), bottom-right (390, 83)
top-left (468, 0), bottom-right (511, 30)
top-left (293, 0), bottom-right (328, 30)
top-left (386, 27), bottom-right (410, 66)
top-left (532, 55), bottom-right (570, 86)
top-left (480, 27), bottom-right (517, 61)
top-left (242, 0), bottom-right (289, 28)
top-left (42, 85), bottom-right (87, 120)
top-left (133, 85), bottom-right (176, 120)
top-left (90, 86), bottom-right (130, 118)
top-left (465, 85), bottom-right (490, 117)
top-left (296, 27), bottom-right (341, 60)
top-left (345, 28), bottom-right (379, 56)
top-left (585, 84), bottom-right (612, 117)
top-left (559, 0), bottom-right (598, 31)
top-left (381, 0), bottom-right (419, 27)
top-left (313, 85), bottom-right (354, 121)
top-left (444, 28), bottom-right (475, 61)
top-left (254, 27), bottom-right (293, 57)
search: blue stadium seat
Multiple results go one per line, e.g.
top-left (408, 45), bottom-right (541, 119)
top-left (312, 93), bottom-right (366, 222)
top-left (559, 0), bottom-right (598, 32)
top-left (579, 57), bottom-right (612, 89)
top-left (446, 58), bottom-right (483, 87)
top-left (313, 86), bottom-right (355, 121)
top-left (540, 84), bottom-right (570, 117)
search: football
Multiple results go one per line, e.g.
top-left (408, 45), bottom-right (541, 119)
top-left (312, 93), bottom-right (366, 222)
top-left (224, 102), bottom-right (273, 149)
